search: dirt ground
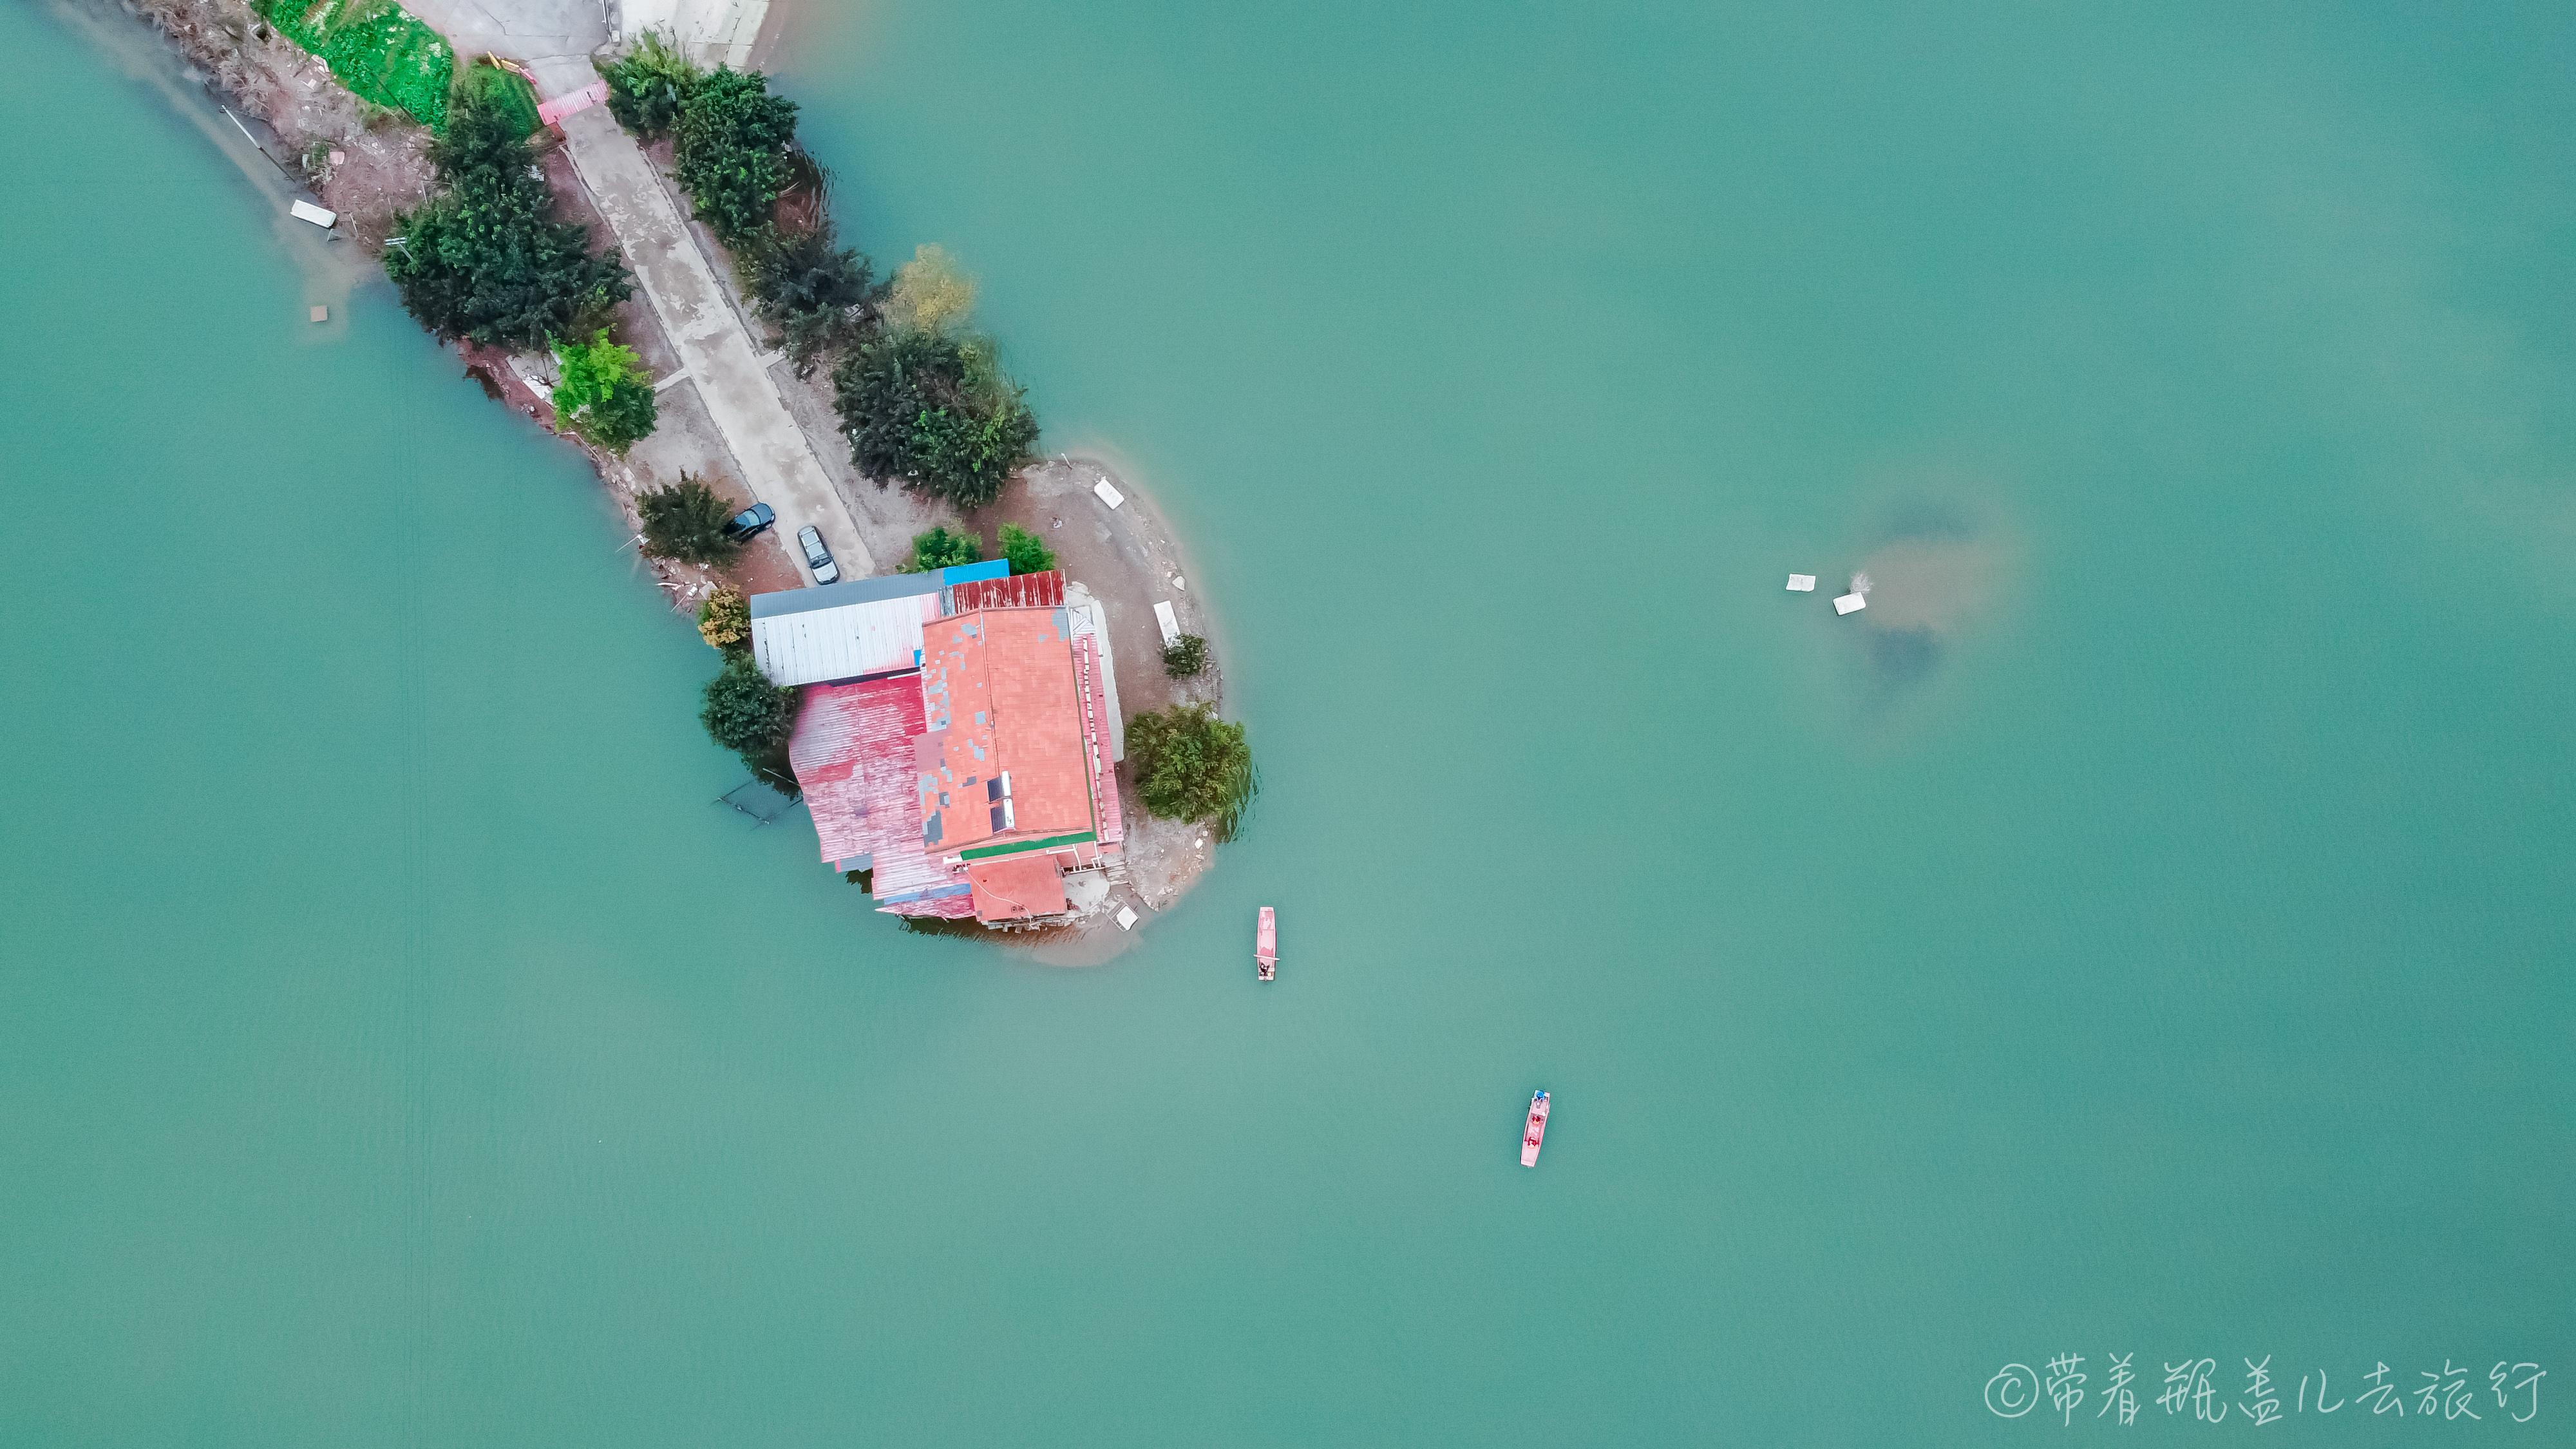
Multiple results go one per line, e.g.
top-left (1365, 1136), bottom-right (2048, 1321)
top-left (121, 0), bottom-right (432, 246)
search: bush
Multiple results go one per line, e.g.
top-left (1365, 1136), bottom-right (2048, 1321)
top-left (1162, 634), bottom-right (1208, 677)
top-left (457, 60), bottom-right (540, 138)
top-left (998, 523), bottom-right (1054, 576)
top-left (833, 328), bottom-right (1039, 508)
top-left (697, 586), bottom-right (750, 650)
top-left (639, 475), bottom-right (740, 564)
top-left (739, 224), bottom-right (880, 365)
top-left (596, 32), bottom-right (700, 138)
top-left (252, 0), bottom-right (453, 129)
top-left (384, 88), bottom-right (631, 348)
top-left (673, 68), bottom-right (799, 244)
top-left (551, 332), bottom-right (658, 451)
top-left (701, 652), bottom-right (796, 755)
top-left (900, 526), bottom-right (982, 574)
top-left (1125, 703), bottom-right (1256, 839)
top-left (884, 243), bottom-right (976, 335)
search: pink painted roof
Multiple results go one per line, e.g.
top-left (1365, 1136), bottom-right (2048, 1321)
top-left (789, 675), bottom-right (923, 865)
top-left (788, 675), bottom-right (960, 906)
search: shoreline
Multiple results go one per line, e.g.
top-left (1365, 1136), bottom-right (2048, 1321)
top-left (68, 0), bottom-right (1237, 954)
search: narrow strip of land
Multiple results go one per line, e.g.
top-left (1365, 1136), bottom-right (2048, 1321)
top-left (548, 89), bottom-right (873, 580)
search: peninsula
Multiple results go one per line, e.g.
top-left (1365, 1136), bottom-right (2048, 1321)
top-left (106, 0), bottom-right (1250, 948)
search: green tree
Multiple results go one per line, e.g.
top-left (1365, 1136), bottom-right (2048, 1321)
top-left (884, 243), bottom-right (976, 335)
top-left (638, 475), bottom-right (741, 564)
top-left (697, 586), bottom-right (750, 650)
top-left (596, 32), bottom-right (700, 138)
top-left (1125, 703), bottom-right (1256, 839)
top-left (900, 525), bottom-right (983, 574)
top-left (833, 328), bottom-right (1039, 508)
top-left (1162, 633), bottom-right (1208, 677)
top-left (457, 61), bottom-right (540, 138)
top-left (700, 652), bottom-right (796, 755)
top-left (384, 87), bottom-right (630, 348)
top-left (551, 332), bottom-right (658, 451)
top-left (673, 68), bottom-right (799, 243)
top-left (739, 223), bottom-right (880, 364)
top-left (998, 523), bottom-right (1054, 575)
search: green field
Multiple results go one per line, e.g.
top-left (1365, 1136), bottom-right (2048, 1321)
top-left (254, 0), bottom-right (451, 129)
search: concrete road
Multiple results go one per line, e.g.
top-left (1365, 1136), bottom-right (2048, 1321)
top-left (395, 4), bottom-right (869, 583)
top-left (397, 0), bottom-right (603, 93)
top-left (548, 101), bottom-right (871, 582)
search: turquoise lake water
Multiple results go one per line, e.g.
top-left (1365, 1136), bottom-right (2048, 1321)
top-left (4, 1), bottom-right (2571, 1442)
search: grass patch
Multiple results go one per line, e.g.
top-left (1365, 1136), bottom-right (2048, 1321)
top-left (457, 60), bottom-right (540, 138)
top-left (254, 0), bottom-right (453, 129)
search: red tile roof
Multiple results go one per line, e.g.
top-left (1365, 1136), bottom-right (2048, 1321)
top-left (916, 608), bottom-right (1099, 855)
top-left (965, 855), bottom-right (1070, 920)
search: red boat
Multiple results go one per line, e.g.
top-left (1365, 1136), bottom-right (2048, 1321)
top-left (1255, 907), bottom-right (1276, 981)
top-left (1520, 1090), bottom-right (1549, 1166)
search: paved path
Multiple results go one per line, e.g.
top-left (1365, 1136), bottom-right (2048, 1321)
top-left (550, 101), bottom-right (871, 582)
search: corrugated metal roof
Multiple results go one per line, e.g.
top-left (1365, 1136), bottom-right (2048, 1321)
top-left (751, 591), bottom-right (941, 687)
top-left (788, 675), bottom-right (925, 866)
top-left (949, 570), bottom-right (1066, 612)
top-left (942, 560), bottom-right (1008, 587)
top-left (1074, 632), bottom-right (1124, 846)
top-left (748, 570), bottom-right (942, 621)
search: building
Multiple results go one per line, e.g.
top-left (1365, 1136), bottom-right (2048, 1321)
top-left (767, 568), bottom-right (1126, 927)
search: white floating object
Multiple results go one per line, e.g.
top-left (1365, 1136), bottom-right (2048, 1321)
top-left (1786, 573), bottom-right (1815, 592)
top-left (1833, 592), bottom-right (1867, 615)
top-left (1093, 478), bottom-right (1125, 508)
top-left (1153, 600), bottom-right (1181, 647)
top-left (1115, 906), bottom-right (1139, 931)
top-left (289, 199), bottom-right (337, 229)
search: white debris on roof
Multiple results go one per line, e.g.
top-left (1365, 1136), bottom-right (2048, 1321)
top-left (1833, 592), bottom-right (1868, 615)
top-left (1786, 574), bottom-right (1816, 592)
top-left (289, 200), bottom-right (337, 229)
top-left (1094, 478), bottom-right (1126, 508)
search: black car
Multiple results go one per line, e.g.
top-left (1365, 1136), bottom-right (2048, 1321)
top-left (722, 501), bottom-right (776, 540)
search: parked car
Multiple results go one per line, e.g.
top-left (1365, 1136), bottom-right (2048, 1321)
top-left (797, 524), bottom-right (840, 585)
top-left (722, 501), bottom-right (775, 540)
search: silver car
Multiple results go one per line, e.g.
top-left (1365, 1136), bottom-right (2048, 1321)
top-left (796, 524), bottom-right (840, 585)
